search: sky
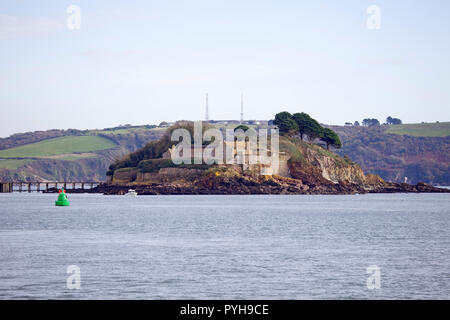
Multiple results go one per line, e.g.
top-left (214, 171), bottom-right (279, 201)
top-left (0, 0), bottom-right (449, 137)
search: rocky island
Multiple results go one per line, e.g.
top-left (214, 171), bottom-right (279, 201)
top-left (90, 115), bottom-right (449, 195)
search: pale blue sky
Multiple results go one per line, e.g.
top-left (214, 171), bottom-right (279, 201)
top-left (0, 0), bottom-right (449, 137)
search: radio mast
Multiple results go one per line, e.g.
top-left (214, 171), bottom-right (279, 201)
top-left (205, 93), bottom-right (209, 121)
top-left (240, 93), bottom-right (244, 123)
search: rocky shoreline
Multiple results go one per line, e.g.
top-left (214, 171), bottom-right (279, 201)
top-left (45, 178), bottom-right (450, 195)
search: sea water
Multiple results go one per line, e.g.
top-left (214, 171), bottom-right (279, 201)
top-left (0, 193), bottom-right (449, 299)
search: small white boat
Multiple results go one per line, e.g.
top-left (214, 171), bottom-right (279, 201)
top-left (125, 189), bottom-right (138, 196)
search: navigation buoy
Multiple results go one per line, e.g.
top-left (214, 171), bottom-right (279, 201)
top-left (55, 189), bottom-right (70, 206)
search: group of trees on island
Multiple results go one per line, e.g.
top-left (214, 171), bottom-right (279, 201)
top-left (273, 112), bottom-right (342, 150)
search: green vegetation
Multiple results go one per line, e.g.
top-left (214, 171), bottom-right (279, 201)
top-left (88, 125), bottom-right (158, 135)
top-left (0, 136), bottom-right (117, 158)
top-left (331, 124), bottom-right (450, 184)
top-left (90, 128), bottom-right (145, 135)
top-left (234, 125), bottom-right (250, 132)
top-left (115, 166), bottom-right (139, 173)
top-left (274, 112), bottom-right (298, 135)
top-left (0, 159), bottom-right (34, 170)
top-left (386, 116), bottom-right (402, 125)
top-left (107, 138), bottom-right (173, 175)
top-left (385, 122), bottom-right (450, 137)
top-left (137, 159), bottom-right (173, 172)
top-left (279, 136), bottom-right (308, 165)
top-left (47, 153), bottom-right (99, 160)
top-left (212, 123), bottom-right (261, 131)
top-left (311, 142), bottom-right (342, 162)
top-left (108, 121), bottom-right (219, 176)
top-left (274, 111), bottom-right (341, 150)
top-left (108, 121), bottom-right (210, 174)
top-left (292, 112), bottom-right (322, 141)
top-left (138, 158), bottom-right (210, 173)
top-left (278, 134), bottom-right (348, 171)
top-left (343, 155), bottom-right (355, 165)
top-left (362, 118), bottom-right (380, 126)
top-left (320, 128), bottom-right (342, 150)
top-left (0, 125), bottom-right (166, 182)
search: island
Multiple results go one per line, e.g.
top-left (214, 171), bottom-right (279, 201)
top-left (89, 112), bottom-right (449, 195)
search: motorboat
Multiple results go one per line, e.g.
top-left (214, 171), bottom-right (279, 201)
top-left (125, 189), bottom-right (138, 196)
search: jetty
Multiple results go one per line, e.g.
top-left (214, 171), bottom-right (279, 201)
top-left (0, 181), bottom-right (100, 193)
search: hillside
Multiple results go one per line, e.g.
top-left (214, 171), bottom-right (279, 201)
top-left (103, 122), bottom-right (446, 195)
top-left (0, 125), bottom-right (165, 182)
top-left (330, 123), bottom-right (450, 185)
top-left (1, 121), bottom-right (449, 185)
top-left (0, 136), bottom-right (116, 158)
top-left (385, 122), bottom-right (450, 137)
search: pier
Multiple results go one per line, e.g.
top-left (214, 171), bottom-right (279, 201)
top-left (0, 182), bottom-right (100, 193)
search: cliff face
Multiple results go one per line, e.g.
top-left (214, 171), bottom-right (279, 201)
top-left (284, 138), bottom-right (367, 185)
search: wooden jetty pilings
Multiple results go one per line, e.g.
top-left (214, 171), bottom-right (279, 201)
top-left (0, 182), bottom-right (99, 193)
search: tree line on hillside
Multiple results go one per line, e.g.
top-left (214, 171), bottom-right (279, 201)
top-left (273, 112), bottom-right (342, 150)
top-left (345, 116), bottom-right (403, 127)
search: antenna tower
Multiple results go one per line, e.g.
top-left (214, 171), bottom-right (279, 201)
top-left (240, 93), bottom-right (244, 123)
top-left (205, 93), bottom-right (209, 121)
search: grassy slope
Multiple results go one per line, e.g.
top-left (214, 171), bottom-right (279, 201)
top-left (385, 122), bottom-right (450, 137)
top-left (0, 159), bottom-right (34, 170)
top-left (0, 127), bottom-right (166, 181)
top-left (0, 136), bottom-right (116, 158)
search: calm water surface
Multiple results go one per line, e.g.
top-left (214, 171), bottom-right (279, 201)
top-left (0, 193), bottom-right (449, 299)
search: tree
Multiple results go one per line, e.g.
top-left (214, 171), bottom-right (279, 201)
top-left (292, 112), bottom-right (323, 141)
top-left (362, 118), bottom-right (380, 126)
top-left (234, 125), bottom-right (249, 132)
top-left (292, 112), bottom-right (309, 140)
top-left (320, 128), bottom-right (342, 150)
top-left (273, 112), bottom-right (298, 135)
top-left (386, 116), bottom-right (393, 125)
top-left (304, 117), bottom-right (323, 141)
top-left (306, 119), bottom-right (323, 141)
top-left (354, 121), bottom-right (360, 126)
top-left (386, 116), bottom-right (402, 125)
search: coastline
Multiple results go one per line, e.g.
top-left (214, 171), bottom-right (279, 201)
top-left (43, 181), bottom-right (450, 195)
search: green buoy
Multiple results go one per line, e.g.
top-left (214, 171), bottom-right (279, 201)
top-left (55, 189), bottom-right (70, 206)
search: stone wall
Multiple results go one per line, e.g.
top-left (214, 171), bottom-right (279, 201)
top-left (136, 167), bottom-right (204, 183)
top-left (112, 169), bottom-right (138, 183)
